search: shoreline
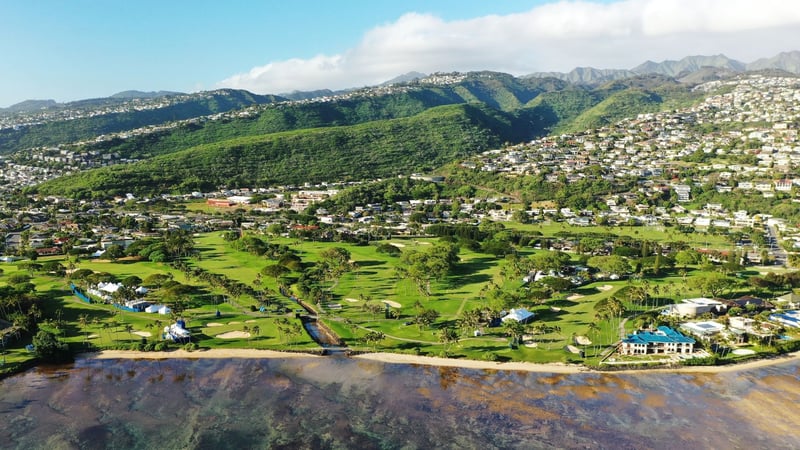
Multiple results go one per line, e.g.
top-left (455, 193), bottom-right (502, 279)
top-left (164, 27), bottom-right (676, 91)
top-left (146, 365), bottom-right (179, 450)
top-left (353, 351), bottom-right (800, 374)
top-left (76, 348), bottom-right (800, 374)
top-left (79, 348), bottom-right (322, 360)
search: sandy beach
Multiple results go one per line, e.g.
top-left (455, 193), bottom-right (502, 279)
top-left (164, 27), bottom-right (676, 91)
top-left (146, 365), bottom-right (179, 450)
top-left (618, 352), bottom-right (800, 374)
top-left (77, 348), bottom-right (800, 374)
top-left (353, 351), bottom-right (800, 374)
top-left (352, 352), bottom-right (589, 373)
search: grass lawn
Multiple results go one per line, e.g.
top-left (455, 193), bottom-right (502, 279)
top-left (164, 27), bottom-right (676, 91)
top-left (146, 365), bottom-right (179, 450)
top-left (508, 221), bottom-right (735, 249)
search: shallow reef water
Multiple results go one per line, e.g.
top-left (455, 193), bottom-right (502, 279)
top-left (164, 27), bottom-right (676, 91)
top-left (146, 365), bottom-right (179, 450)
top-left (0, 356), bottom-right (798, 449)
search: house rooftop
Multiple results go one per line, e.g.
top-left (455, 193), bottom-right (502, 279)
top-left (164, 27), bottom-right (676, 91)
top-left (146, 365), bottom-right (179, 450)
top-left (680, 321), bottom-right (726, 336)
top-left (622, 326), bottom-right (695, 345)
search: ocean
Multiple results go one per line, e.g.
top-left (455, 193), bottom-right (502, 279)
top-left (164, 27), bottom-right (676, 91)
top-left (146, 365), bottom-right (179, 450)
top-left (1, 355), bottom-right (798, 449)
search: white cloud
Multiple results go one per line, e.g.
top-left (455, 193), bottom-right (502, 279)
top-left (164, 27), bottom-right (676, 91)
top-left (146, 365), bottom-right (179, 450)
top-left (218, 0), bottom-right (800, 94)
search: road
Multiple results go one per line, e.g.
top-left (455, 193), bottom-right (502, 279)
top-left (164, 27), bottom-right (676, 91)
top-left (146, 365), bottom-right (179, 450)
top-left (765, 224), bottom-right (788, 266)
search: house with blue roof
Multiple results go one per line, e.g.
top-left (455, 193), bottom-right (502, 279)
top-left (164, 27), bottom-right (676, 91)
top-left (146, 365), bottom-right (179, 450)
top-left (619, 326), bottom-right (695, 356)
top-left (769, 310), bottom-right (800, 329)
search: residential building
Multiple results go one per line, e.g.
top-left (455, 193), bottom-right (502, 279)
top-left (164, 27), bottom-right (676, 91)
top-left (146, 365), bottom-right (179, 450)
top-left (769, 310), bottom-right (800, 328)
top-left (619, 326), bottom-right (695, 356)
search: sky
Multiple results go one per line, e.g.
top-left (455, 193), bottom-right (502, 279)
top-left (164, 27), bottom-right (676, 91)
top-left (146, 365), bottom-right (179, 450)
top-left (2, 0), bottom-right (799, 108)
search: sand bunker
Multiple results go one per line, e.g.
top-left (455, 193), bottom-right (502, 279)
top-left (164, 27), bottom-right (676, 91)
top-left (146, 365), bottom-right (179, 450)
top-left (133, 331), bottom-right (152, 337)
top-left (245, 320), bottom-right (257, 323)
top-left (390, 242), bottom-right (405, 248)
top-left (566, 294), bottom-right (584, 301)
top-left (733, 349), bottom-right (756, 356)
top-left (345, 298), bottom-right (360, 303)
top-left (598, 285), bottom-right (614, 291)
top-left (87, 334), bottom-right (99, 339)
top-left (206, 322), bottom-right (223, 327)
top-left (575, 336), bottom-right (592, 345)
top-left (522, 335), bottom-right (538, 347)
top-left (550, 306), bottom-right (562, 312)
top-left (565, 345), bottom-right (582, 354)
top-left (382, 300), bottom-right (402, 308)
top-left (228, 321), bottom-right (241, 325)
top-left (217, 331), bottom-right (251, 339)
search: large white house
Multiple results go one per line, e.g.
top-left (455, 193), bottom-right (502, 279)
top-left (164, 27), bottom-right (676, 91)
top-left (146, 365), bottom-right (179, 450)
top-left (619, 326), bottom-right (695, 356)
top-left (662, 298), bottom-right (725, 318)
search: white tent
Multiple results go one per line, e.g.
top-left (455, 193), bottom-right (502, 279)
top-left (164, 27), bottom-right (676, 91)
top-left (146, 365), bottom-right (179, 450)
top-left (145, 304), bottom-right (164, 314)
top-left (97, 282), bottom-right (122, 294)
top-left (501, 308), bottom-right (535, 323)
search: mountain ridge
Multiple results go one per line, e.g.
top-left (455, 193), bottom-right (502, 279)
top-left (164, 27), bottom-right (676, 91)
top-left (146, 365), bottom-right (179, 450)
top-left (526, 50), bottom-right (799, 85)
top-left (6, 50), bottom-right (797, 111)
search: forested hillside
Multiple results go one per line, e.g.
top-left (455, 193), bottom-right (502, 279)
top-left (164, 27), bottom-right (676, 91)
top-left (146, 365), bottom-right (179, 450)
top-left (72, 74), bottom-right (573, 161)
top-left (34, 104), bottom-right (514, 198)
top-left (0, 90), bottom-right (284, 153)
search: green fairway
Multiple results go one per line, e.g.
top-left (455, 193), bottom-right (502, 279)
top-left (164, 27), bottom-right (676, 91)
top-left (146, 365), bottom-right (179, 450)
top-left (508, 221), bottom-right (735, 249)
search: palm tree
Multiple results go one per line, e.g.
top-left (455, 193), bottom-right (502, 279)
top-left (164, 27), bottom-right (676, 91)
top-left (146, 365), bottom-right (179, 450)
top-left (503, 320), bottom-right (527, 348)
top-left (457, 309), bottom-right (482, 336)
top-left (587, 322), bottom-right (600, 357)
top-left (78, 314), bottom-right (89, 346)
top-left (363, 330), bottom-right (386, 350)
top-left (124, 324), bottom-right (134, 342)
top-left (438, 327), bottom-right (460, 354)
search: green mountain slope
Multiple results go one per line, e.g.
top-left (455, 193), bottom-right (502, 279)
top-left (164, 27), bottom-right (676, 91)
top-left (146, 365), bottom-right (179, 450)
top-left (0, 90), bottom-right (284, 154)
top-left (77, 76), bottom-right (565, 161)
top-left (24, 72), bottom-right (703, 199)
top-left (34, 104), bottom-right (514, 198)
top-left (565, 89), bottom-right (664, 130)
top-left (560, 81), bottom-right (701, 132)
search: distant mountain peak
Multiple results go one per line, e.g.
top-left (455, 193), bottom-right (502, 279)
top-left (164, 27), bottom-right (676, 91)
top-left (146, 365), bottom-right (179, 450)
top-left (525, 67), bottom-right (635, 86)
top-left (525, 51), bottom-right (800, 87)
top-left (110, 90), bottom-right (184, 99)
top-left (382, 71), bottom-right (428, 85)
top-left (632, 54), bottom-right (746, 76)
top-left (1, 99), bottom-right (59, 113)
top-left (747, 50), bottom-right (800, 73)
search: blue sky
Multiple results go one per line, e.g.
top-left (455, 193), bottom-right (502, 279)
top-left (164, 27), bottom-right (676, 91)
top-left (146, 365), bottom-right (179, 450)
top-left (2, 0), bottom-right (798, 107)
